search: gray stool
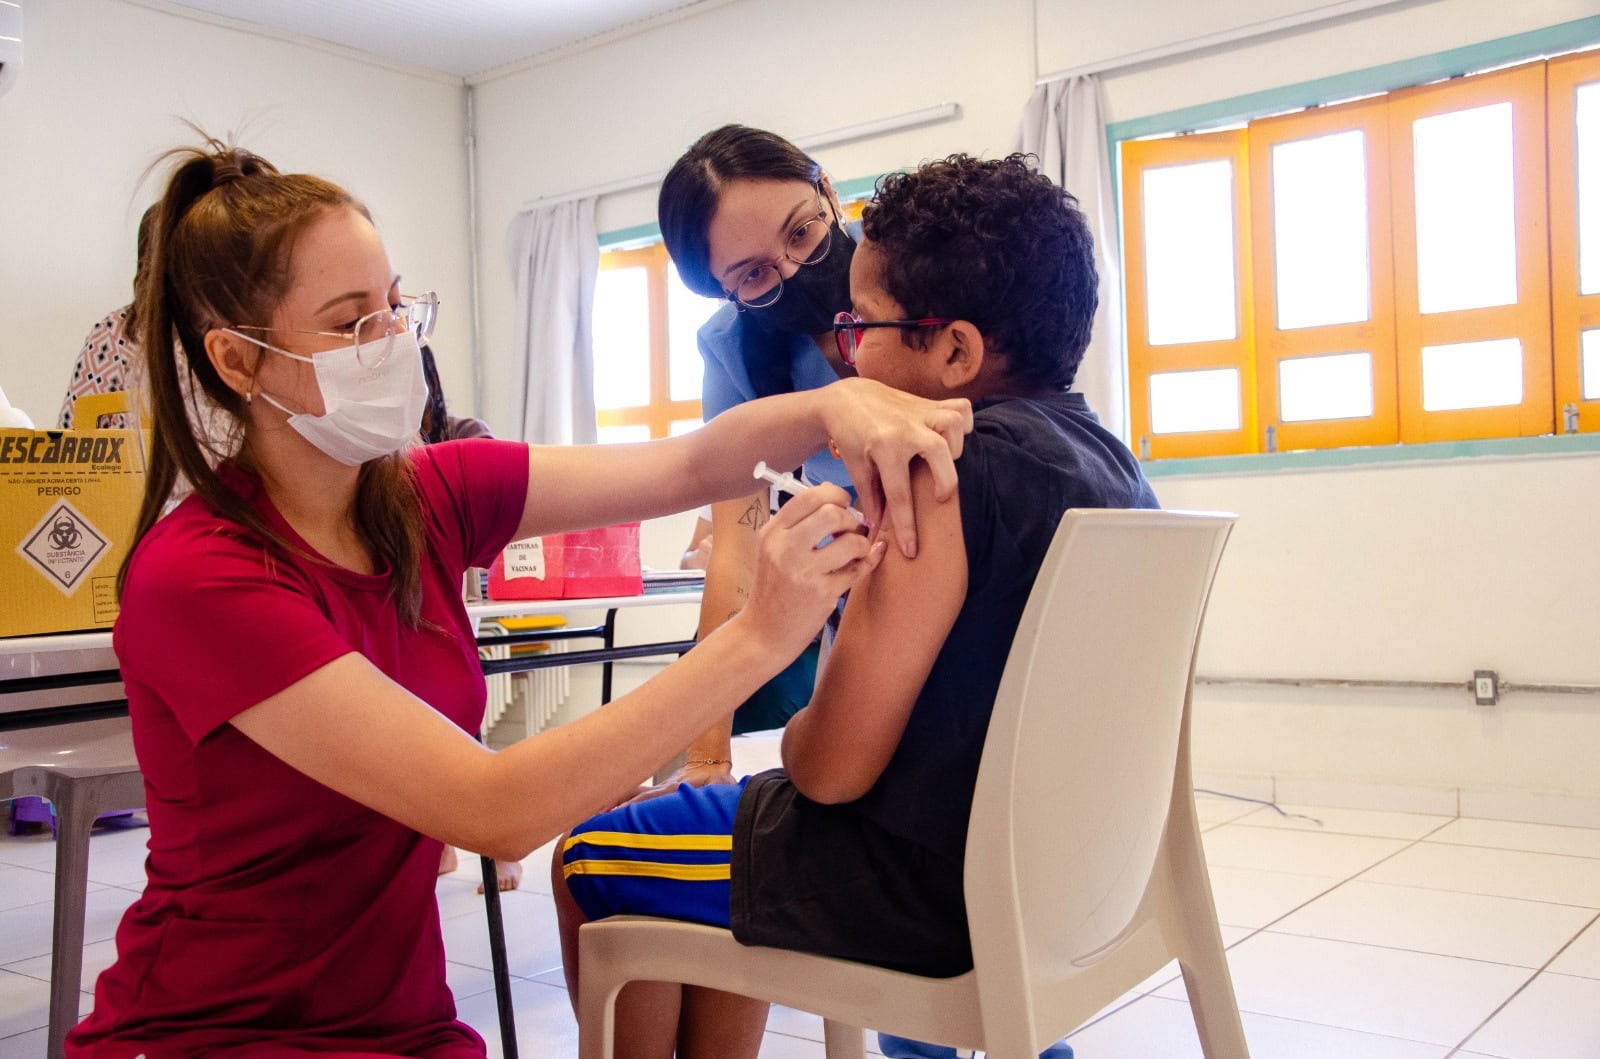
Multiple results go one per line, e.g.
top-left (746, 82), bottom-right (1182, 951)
top-left (0, 717), bottom-right (144, 1059)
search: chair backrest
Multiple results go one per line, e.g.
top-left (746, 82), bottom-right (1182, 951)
top-left (963, 510), bottom-right (1235, 1029)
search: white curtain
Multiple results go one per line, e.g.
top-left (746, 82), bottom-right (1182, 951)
top-left (505, 199), bottom-right (599, 445)
top-left (1014, 75), bottom-right (1127, 442)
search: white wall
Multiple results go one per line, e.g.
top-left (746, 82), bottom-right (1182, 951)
top-left (1166, 452), bottom-right (1600, 684)
top-left (0, 0), bottom-right (473, 429)
top-left (1162, 450), bottom-right (1600, 802)
top-left (468, 0), bottom-right (1600, 809)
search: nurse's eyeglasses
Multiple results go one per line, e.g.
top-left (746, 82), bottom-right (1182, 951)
top-left (831, 311), bottom-right (952, 368)
top-left (723, 184), bottom-right (834, 310)
top-left (233, 291), bottom-right (439, 369)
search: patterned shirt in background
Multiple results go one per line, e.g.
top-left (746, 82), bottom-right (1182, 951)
top-left (59, 303), bottom-right (224, 453)
top-left (60, 306), bottom-right (138, 429)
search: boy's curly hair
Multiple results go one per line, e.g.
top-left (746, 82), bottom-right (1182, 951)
top-left (861, 154), bottom-right (1097, 390)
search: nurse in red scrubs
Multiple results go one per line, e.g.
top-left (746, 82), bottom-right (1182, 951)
top-left (65, 140), bottom-right (970, 1057)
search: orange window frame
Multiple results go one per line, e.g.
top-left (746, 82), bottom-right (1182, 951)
top-left (596, 242), bottom-right (702, 439)
top-left (1388, 61), bottom-right (1554, 443)
top-left (1549, 49), bottom-right (1600, 433)
top-left (1248, 97), bottom-right (1398, 451)
top-left (1122, 130), bottom-right (1258, 459)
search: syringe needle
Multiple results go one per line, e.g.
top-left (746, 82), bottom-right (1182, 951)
top-left (751, 462), bottom-right (868, 527)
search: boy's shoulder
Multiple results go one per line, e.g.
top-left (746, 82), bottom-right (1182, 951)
top-left (971, 390), bottom-right (1091, 431)
top-left (962, 392), bottom-right (1101, 468)
top-left (960, 393), bottom-right (1156, 511)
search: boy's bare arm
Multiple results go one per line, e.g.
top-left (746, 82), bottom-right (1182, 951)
top-left (781, 463), bottom-right (967, 804)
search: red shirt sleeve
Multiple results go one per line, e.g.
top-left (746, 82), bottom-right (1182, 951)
top-left (409, 439), bottom-right (530, 571)
top-left (116, 520), bottom-right (356, 745)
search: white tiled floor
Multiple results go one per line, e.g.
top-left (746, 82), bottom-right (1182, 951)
top-left (4, 780), bottom-right (1600, 1057)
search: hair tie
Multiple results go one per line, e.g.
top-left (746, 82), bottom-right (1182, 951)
top-left (212, 148), bottom-right (261, 186)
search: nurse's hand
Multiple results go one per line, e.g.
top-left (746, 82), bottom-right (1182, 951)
top-left (735, 482), bottom-right (886, 664)
top-left (820, 378), bottom-right (972, 559)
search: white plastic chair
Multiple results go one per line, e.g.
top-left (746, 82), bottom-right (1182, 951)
top-left (1, 716), bottom-right (145, 1059)
top-left (577, 509), bottom-right (1247, 1059)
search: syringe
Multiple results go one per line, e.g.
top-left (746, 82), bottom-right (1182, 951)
top-left (753, 461), bottom-right (869, 527)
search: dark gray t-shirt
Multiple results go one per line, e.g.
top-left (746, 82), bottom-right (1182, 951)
top-left (731, 391), bottom-right (1159, 976)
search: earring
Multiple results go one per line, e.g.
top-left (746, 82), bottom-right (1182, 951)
top-left (244, 392), bottom-right (253, 405)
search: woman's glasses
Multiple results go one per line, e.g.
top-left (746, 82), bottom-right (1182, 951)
top-left (724, 184), bottom-right (834, 309)
top-left (831, 311), bottom-right (952, 367)
top-left (234, 291), bottom-right (439, 369)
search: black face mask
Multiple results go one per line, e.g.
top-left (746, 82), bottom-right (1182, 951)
top-left (744, 223), bottom-right (856, 337)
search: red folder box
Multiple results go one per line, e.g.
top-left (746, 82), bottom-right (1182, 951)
top-left (486, 535), bottom-right (565, 601)
top-left (485, 523), bottom-right (641, 601)
top-left (560, 523), bottom-right (642, 598)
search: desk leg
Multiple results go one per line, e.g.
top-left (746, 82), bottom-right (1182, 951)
top-left (481, 853), bottom-right (519, 1059)
top-left (599, 609), bottom-right (617, 706)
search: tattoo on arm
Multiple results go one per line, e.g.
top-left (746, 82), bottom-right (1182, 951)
top-left (737, 497), bottom-right (769, 531)
top-left (709, 508), bottom-right (758, 634)
top-left (723, 583), bottom-right (748, 625)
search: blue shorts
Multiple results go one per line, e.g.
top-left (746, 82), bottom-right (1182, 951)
top-left (561, 778), bottom-right (748, 928)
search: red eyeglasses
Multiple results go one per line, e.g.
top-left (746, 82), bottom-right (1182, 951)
top-left (831, 311), bottom-right (953, 367)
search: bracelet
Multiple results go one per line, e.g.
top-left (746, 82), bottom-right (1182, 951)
top-left (683, 758), bottom-right (732, 770)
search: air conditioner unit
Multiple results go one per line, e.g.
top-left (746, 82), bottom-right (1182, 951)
top-left (0, 1), bottom-right (22, 100)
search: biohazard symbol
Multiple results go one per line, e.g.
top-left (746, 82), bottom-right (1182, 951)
top-left (18, 502), bottom-right (109, 594)
top-left (49, 517), bottom-right (82, 551)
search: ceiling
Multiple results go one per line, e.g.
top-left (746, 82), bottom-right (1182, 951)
top-left (162, 0), bottom-right (717, 79)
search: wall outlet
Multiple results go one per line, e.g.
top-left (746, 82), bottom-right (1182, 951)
top-left (1473, 669), bottom-right (1499, 706)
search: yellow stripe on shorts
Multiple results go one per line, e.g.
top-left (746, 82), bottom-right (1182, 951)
top-left (561, 859), bottom-right (731, 882)
top-left (562, 831), bottom-right (733, 854)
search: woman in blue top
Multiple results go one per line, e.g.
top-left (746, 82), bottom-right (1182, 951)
top-left (653, 126), bottom-right (860, 787)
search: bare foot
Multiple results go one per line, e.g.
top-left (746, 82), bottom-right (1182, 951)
top-left (438, 845), bottom-right (458, 876)
top-left (478, 859), bottom-right (523, 894)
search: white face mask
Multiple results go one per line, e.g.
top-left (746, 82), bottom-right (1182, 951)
top-left (228, 329), bottom-right (429, 466)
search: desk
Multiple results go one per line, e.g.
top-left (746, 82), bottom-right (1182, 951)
top-left (469, 588), bottom-right (702, 708)
top-left (0, 633), bottom-right (122, 725)
top-left (0, 585), bottom-right (704, 729)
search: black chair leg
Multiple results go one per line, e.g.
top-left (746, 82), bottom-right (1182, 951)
top-left (481, 853), bottom-right (518, 1059)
